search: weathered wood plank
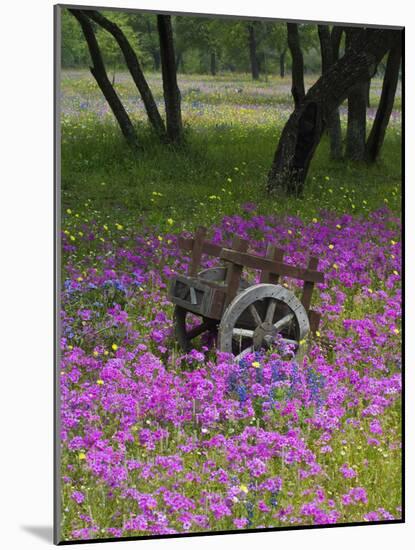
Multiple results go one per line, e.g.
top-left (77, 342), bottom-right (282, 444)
top-left (308, 309), bottom-right (321, 333)
top-left (224, 237), bottom-right (249, 306)
top-left (260, 244), bottom-right (285, 283)
top-left (220, 248), bottom-right (324, 283)
top-left (188, 227), bottom-right (207, 276)
top-left (178, 236), bottom-right (223, 258)
top-left (207, 288), bottom-right (226, 319)
top-left (301, 256), bottom-right (319, 311)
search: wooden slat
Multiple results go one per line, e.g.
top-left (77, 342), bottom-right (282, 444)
top-left (224, 237), bottom-right (249, 306)
top-left (178, 236), bottom-right (223, 258)
top-left (260, 244), bottom-right (285, 283)
top-left (301, 256), bottom-right (319, 311)
top-left (178, 236), bottom-right (195, 251)
top-left (188, 227), bottom-right (207, 276)
top-left (220, 248), bottom-right (324, 284)
top-left (208, 288), bottom-right (226, 319)
top-left (308, 309), bottom-right (321, 333)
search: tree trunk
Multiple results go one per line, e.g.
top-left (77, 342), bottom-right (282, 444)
top-left (331, 26), bottom-right (343, 61)
top-left (152, 51), bottom-right (160, 71)
top-left (84, 10), bottom-right (166, 141)
top-left (318, 24), bottom-right (342, 159)
top-left (267, 29), bottom-right (399, 196)
top-left (367, 79), bottom-right (371, 108)
top-left (345, 29), bottom-right (369, 160)
top-left (279, 48), bottom-right (287, 78)
top-left (247, 23), bottom-right (260, 80)
top-left (157, 15), bottom-right (183, 144)
top-left (210, 51), bottom-right (216, 76)
top-left (175, 51), bottom-right (183, 73)
top-left (69, 9), bottom-right (139, 150)
top-left (287, 23), bottom-right (305, 107)
top-left (366, 41), bottom-right (402, 162)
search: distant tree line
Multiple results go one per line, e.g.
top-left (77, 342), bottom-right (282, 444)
top-left (65, 8), bottom-right (402, 196)
top-left (63, 10), bottom-right (326, 77)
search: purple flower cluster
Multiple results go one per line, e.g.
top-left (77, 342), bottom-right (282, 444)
top-left (60, 206), bottom-right (401, 540)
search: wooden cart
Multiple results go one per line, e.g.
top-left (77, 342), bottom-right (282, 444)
top-left (168, 227), bottom-right (324, 361)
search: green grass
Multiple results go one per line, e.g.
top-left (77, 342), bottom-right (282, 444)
top-left (61, 70), bottom-right (401, 230)
top-left (59, 72), bottom-right (402, 538)
top-left (61, 119), bottom-right (401, 234)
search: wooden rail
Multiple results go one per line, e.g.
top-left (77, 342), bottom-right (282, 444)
top-left (220, 248), bottom-right (324, 284)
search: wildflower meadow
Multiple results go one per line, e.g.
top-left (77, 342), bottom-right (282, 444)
top-left (59, 68), bottom-right (401, 540)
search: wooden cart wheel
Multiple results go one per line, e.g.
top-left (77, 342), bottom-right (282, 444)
top-left (218, 283), bottom-right (310, 361)
top-left (173, 267), bottom-right (248, 352)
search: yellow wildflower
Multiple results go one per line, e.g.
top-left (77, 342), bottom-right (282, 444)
top-left (239, 484), bottom-right (248, 494)
top-left (112, 343), bottom-right (118, 351)
top-left (78, 452), bottom-right (86, 460)
top-left (97, 379), bottom-right (104, 385)
top-left (328, 244), bottom-right (334, 250)
top-left (167, 218), bottom-right (174, 225)
top-left (251, 361), bottom-right (261, 368)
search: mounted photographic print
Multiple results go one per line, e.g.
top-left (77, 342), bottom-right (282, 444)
top-left (54, 3), bottom-right (404, 544)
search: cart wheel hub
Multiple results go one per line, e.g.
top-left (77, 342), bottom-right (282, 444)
top-left (253, 322), bottom-right (277, 348)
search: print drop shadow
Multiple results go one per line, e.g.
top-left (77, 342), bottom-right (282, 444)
top-left (21, 525), bottom-right (53, 543)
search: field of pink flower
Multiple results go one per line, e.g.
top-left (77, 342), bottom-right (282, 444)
top-left (60, 204), bottom-right (401, 541)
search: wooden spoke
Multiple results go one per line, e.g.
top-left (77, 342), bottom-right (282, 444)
top-left (248, 304), bottom-right (262, 326)
top-left (232, 328), bottom-right (255, 339)
top-left (265, 298), bottom-right (277, 323)
top-left (274, 313), bottom-right (294, 332)
top-left (218, 284), bottom-right (310, 362)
